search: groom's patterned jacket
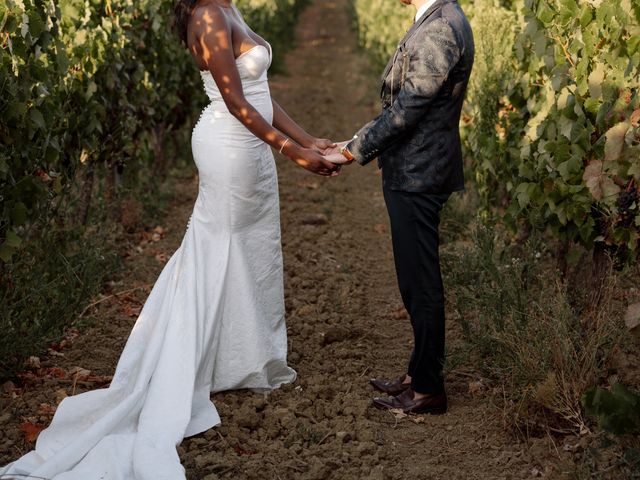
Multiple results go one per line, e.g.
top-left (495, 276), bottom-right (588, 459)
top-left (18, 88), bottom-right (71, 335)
top-left (347, 0), bottom-right (474, 193)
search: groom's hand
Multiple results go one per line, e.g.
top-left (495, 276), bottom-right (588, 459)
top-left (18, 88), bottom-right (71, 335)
top-left (323, 152), bottom-right (353, 165)
top-left (323, 140), bottom-right (350, 156)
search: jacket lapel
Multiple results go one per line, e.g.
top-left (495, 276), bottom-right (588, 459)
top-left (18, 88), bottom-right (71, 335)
top-left (380, 49), bottom-right (399, 84)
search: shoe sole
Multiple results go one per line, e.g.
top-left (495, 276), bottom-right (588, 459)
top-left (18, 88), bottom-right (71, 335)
top-left (407, 405), bottom-right (447, 415)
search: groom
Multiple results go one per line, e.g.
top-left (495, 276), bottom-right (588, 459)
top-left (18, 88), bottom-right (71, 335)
top-left (331, 0), bottom-right (474, 413)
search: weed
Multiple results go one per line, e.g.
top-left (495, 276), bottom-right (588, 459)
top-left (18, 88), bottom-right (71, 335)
top-left (296, 422), bottom-right (325, 445)
top-left (443, 225), bottom-right (623, 435)
top-left (0, 229), bottom-right (120, 378)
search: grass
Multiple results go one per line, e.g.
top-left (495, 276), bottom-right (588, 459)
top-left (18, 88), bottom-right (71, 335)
top-left (0, 164), bottom-right (192, 380)
top-left (0, 228), bottom-right (120, 378)
top-left (442, 224), bottom-right (624, 436)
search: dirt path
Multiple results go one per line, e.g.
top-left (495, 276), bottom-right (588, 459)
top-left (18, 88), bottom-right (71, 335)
top-left (1, 1), bottom-right (567, 479)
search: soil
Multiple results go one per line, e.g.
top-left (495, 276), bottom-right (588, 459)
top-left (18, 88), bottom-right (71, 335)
top-left (0, 1), bottom-right (614, 479)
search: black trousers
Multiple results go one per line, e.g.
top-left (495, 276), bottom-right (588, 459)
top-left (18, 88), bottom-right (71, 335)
top-left (383, 186), bottom-right (450, 395)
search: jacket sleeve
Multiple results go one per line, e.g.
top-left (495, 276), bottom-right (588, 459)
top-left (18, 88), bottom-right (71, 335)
top-left (348, 17), bottom-right (461, 166)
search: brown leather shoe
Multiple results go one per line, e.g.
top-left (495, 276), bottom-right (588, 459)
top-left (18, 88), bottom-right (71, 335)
top-left (369, 374), bottom-right (411, 396)
top-left (372, 388), bottom-right (447, 415)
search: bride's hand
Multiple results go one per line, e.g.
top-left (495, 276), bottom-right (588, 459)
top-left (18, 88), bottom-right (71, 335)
top-left (309, 137), bottom-right (337, 155)
top-left (291, 148), bottom-right (341, 177)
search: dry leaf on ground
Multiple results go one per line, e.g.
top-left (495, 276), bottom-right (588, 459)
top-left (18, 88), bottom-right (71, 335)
top-left (373, 223), bottom-right (387, 234)
top-left (19, 422), bottom-right (45, 443)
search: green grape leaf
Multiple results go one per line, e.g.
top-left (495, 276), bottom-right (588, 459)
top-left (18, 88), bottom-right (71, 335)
top-left (10, 203), bottom-right (28, 225)
top-left (85, 81), bottom-right (97, 100)
top-left (579, 5), bottom-right (593, 27)
top-left (0, 244), bottom-right (14, 263)
top-left (604, 122), bottom-right (630, 161)
top-left (558, 115), bottom-right (573, 140)
top-left (29, 108), bottom-right (46, 130)
top-left (5, 230), bottom-right (22, 248)
top-left (582, 384), bottom-right (640, 435)
top-left (588, 63), bottom-right (605, 99)
top-left (583, 160), bottom-right (604, 200)
top-left (27, 9), bottom-right (45, 38)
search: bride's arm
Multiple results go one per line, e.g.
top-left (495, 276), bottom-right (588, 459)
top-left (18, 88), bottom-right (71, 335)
top-left (190, 4), bottom-right (338, 176)
top-left (271, 99), bottom-right (334, 153)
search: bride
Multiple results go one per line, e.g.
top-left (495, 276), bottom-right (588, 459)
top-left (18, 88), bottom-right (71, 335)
top-left (0, 1), bottom-right (346, 478)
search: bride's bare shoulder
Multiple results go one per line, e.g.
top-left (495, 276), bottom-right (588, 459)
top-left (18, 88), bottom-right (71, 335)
top-left (190, 0), bottom-right (231, 29)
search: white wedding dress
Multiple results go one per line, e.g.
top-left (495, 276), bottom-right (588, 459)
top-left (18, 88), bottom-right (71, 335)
top-left (0, 42), bottom-right (296, 480)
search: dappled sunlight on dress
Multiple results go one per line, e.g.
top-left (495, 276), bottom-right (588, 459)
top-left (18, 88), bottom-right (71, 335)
top-left (0, 42), bottom-right (296, 480)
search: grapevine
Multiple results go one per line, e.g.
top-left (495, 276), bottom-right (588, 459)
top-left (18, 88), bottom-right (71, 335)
top-left (350, 0), bottom-right (640, 261)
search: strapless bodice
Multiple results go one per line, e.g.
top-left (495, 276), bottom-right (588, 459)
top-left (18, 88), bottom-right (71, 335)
top-left (200, 43), bottom-right (272, 103)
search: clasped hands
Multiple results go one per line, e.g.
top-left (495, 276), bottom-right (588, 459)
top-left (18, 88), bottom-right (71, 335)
top-left (291, 138), bottom-right (354, 177)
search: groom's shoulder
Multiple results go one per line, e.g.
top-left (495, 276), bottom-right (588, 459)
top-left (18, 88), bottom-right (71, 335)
top-left (440, 0), bottom-right (472, 28)
top-left (415, 1), bottom-right (471, 41)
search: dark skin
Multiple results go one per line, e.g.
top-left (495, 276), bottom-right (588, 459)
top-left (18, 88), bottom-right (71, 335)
top-left (186, 0), bottom-right (339, 176)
